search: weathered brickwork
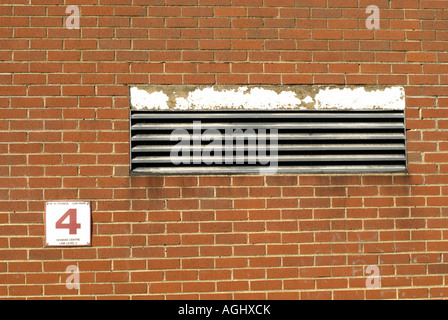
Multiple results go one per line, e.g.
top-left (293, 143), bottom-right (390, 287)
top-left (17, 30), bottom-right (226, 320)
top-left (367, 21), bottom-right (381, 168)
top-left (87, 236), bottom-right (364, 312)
top-left (1, 0), bottom-right (448, 299)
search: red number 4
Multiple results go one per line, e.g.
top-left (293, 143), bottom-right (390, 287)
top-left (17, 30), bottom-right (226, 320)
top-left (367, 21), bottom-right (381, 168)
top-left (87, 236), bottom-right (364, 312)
top-left (56, 209), bottom-right (81, 235)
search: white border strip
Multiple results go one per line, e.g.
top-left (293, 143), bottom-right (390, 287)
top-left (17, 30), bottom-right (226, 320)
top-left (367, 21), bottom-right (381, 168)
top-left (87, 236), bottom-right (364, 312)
top-left (130, 86), bottom-right (405, 111)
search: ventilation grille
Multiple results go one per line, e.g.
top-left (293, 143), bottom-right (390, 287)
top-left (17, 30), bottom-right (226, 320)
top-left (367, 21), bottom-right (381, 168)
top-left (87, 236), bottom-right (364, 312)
top-left (130, 110), bottom-right (407, 175)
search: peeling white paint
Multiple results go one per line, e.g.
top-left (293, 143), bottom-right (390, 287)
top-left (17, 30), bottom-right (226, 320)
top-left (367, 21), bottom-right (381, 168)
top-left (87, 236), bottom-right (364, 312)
top-left (302, 96), bottom-right (314, 104)
top-left (175, 87), bottom-right (303, 110)
top-left (130, 85), bottom-right (405, 111)
top-left (130, 87), bottom-right (169, 110)
top-left (314, 86), bottom-right (405, 110)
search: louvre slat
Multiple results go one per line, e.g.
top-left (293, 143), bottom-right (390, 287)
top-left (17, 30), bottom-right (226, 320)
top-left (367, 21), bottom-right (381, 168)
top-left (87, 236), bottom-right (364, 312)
top-left (132, 132), bottom-right (405, 141)
top-left (132, 112), bottom-right (404, 120)
top-left (132, 165), bottom-right (407, 175)
top-left (132, 122), bottom-right (404, 130)
top-left (132, 154), bottom-right (406, 163)
top-left (132, 143), bottom-right (406, 152)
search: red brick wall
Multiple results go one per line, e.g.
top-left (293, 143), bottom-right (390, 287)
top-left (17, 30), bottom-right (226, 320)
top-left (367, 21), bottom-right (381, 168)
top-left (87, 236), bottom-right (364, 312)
top-left (1, 0), bottom-right (448, 300)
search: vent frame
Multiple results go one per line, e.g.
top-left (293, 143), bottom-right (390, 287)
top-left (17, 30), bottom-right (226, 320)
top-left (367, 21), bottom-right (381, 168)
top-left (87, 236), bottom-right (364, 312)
top-left (129, 109), bottom-right (408, 176)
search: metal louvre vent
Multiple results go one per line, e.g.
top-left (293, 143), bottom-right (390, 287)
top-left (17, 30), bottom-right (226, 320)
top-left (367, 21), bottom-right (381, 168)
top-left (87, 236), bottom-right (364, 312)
top-left (130, 110), bottom-right (407, 175)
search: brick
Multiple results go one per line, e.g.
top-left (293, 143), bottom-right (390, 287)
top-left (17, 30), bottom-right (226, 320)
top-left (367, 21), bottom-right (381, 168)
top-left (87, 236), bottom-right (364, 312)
top-left (215, 7), bottom-right (246, 17)
top-left (407, 52), bottom-right (437, 62)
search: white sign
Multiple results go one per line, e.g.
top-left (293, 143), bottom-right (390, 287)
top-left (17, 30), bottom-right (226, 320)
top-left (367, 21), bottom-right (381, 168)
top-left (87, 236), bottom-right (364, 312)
top-left (45, 201), bottom-right (91, 247)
